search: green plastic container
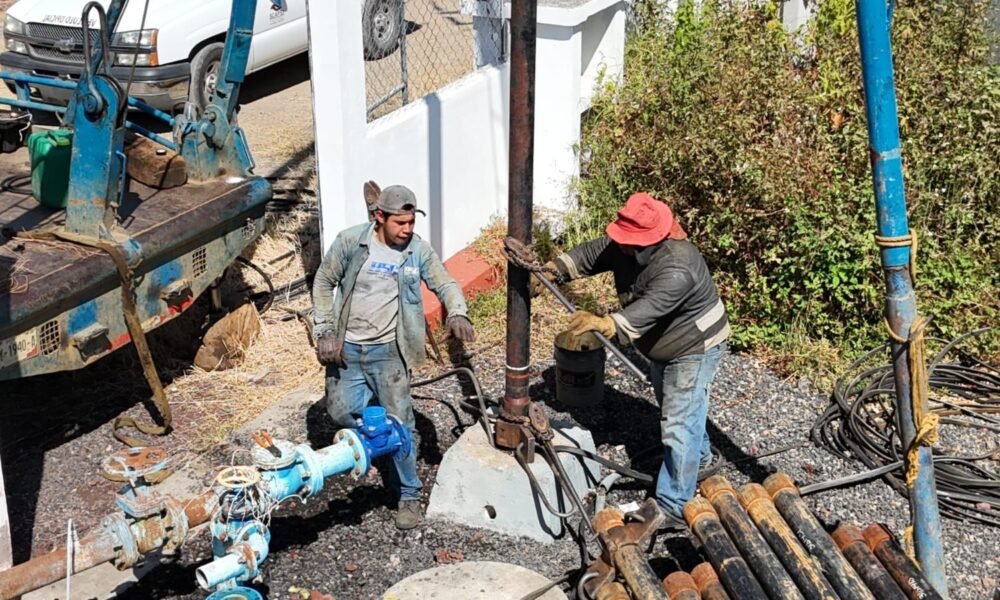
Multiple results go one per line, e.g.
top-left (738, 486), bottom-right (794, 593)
top-left (28, 128), bottom-right (73, 209)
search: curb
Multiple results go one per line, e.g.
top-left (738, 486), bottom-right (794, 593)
top-left (421, 245), bottom-right (499, 331)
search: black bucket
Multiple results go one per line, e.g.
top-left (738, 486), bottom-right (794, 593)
top-left (554, 331), bottom-right (606, 407)
top-left (0, 110), bottom-right (31, 154)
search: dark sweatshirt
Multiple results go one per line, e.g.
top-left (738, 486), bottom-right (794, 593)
top-left (555, 236), bottom-right (729, 362)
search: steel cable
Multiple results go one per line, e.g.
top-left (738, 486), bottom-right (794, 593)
top-left (811, 329), bottom-right (1000, 526)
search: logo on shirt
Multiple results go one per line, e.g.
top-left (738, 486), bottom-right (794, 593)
top-left (368, 261), bottom-right (399, 279)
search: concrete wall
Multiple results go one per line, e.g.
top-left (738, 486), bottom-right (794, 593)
top-left (308, 0), bottom-right (627, 258)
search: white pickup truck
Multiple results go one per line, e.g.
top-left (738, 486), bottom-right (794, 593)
top-left (1, 0), bottom-right (403, 112)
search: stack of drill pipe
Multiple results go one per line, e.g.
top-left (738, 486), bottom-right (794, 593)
top-left (683, 497), bottom-right (768, 600)
top-left (832, 523), bottom-right (908, 599)
top-left (699, 476), bottom-right (804, 600)
top-left (690, 563), bottom-right (731, 600)
top-left (738, 483), bottom-right (840, 600)
top-left (662, 571), bottom-right (701, 600)
top-left (764, 473), bottom-right (877, 600)
top-left (592, 508), bottom-right (669, 600)
top-left (863, 524), bottom-right (944, 600)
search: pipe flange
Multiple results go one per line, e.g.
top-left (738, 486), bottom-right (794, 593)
top-left (101, 513), bottom-right (140, 570)
top-left (293, 444), bottom-right (327, 495)
top-left (332, 430), bottom-right (371, 480)
top-left (161, 496), bottom-right (190, 556)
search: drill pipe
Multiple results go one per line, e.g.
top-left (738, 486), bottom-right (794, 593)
top-left (501, 0), bottom-right (537, 425)
top-left (683, 497), bottom-right (768, 600)
top-left (691, 563), bottom-right (731, 600)
top-left (832, 523), bottom-right (907, 600)
top-left (700, 476), bottom-right (803, 600)
top-left (592, 508), bottom-right (668, 600)
top-left (0, 491), bottom-right (219, 600)
top-left (662, 571), bottom-right (701, 600)
top-left (738, 483), bottom-right (839, 600)
top-left (595, 582), bottom-right (631, 600)
top-left (763, 473), bottom-right (876, 600)
top-left (863, 524), bottom-right (944, 600)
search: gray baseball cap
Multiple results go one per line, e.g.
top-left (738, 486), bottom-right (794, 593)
top-left (376, 185), bottom-right (426, 216)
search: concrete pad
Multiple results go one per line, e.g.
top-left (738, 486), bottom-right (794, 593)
top-left (383, 561), bottom-right (568, 600)
top-left (427, 422), bottom-right (600, 543)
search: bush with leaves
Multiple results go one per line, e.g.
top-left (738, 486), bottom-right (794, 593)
top-left (573, 0), bottom-right (999, 373)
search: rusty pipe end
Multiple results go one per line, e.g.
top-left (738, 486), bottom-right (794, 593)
top-left (593, 507), bottom-right (626, 534)
top-left (691, 562), bottom-right (720, 589)
top-left (595, 581), bottom-right (630, 600)
top-left (831, 522), bottom-right (866, 550)
top-left (683, 496), bottom-right (718, 528)
top-left (737, 482), bottom-right (771, 511)
top-left (763, 472), bottom-right (799, 498)
top-left (699, 474), bottom-right (737, 503)
top-left (862, 522), bottom-right (893, 551)
top-left (663, 571), bottom-right (699, 596)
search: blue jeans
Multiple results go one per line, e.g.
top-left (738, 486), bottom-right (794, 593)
top-left (650, 342), bottom-right (727, 519)
top-left (325, 341), bottom-right (422, 501)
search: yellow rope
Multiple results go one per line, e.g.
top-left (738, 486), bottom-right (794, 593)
top-left (902, 526), bottom-right (920, 567)
top-left (903, 315), bottom-right (939, 488)
top-left (874, 228), bottom-right (918, 282)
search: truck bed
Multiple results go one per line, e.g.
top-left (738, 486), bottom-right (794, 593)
top-left (0, 169), bottom-right (270, 379)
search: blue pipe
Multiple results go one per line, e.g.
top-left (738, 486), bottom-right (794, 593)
top-left (0, 97), bottom-right (66, 114)
top-left (854, 0), bottom-right (947, 594)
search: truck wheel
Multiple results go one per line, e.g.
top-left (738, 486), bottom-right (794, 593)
top-left (363, 0), bottom-right (403, 60)
top-left (189, 42), bottom-right (225, 112)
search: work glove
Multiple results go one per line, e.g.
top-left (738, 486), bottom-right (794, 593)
top-left (445, 315), bottom-right (477, 342)
top-left (529, 261), bottom-right (560, 298)
top-left (555, 329), bottom-right (602, 352)
top-left (316, 333), bottom-right (345, 367)
top-left (566, 310), bottom-right (617, 339)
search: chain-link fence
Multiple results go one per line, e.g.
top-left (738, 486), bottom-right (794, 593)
top-left (364, 0), bottom-right (507, 121)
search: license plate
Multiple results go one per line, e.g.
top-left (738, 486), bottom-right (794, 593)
top-left (0, 329), bottom-right (40, 369)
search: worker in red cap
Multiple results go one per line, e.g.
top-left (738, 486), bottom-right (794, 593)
top-left (534, 192), bottom-right (730, 530)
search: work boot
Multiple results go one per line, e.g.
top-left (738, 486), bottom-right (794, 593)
top-left (697, 451), bottom-right (722, 481)
top-left (395, 499), bottom-right (423, 530)
top-left (659, 510), bottom-right (688, 533)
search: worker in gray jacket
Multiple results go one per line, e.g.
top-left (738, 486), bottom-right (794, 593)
top-left (536, 192), bottom-right (729, 529)
top-left (312, 185), bottom-right (476, 530)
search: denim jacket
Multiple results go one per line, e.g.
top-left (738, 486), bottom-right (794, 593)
top-left (312, 222), bottom-right (469, 370)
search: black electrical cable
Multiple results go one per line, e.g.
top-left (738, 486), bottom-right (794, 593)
top-left (810, 328), bottom-right (1000, 526)
top-left (412, 366), bottom-right (495, 448)
top-left (235, 256), bottom-right (275, 313)
top-left (1, 174), bottom-right (32, 195)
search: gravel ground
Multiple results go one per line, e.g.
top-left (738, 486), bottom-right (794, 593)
top-left (84, 342), bottom-right (1000, 600)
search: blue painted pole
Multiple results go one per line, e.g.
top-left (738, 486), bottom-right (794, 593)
top-left (854, 1), bottom-right (947, 595)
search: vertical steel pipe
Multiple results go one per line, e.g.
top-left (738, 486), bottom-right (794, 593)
top-left (690, 563), bottom-right (731, 600)
top-left (863, 524), bottom-right (944, 600)
top-left (501, 0), bottom-right (538, 433)
top-left (763, 473), bottom-right (876, 600)
top-left (700, 477), bottom-right (803, 600)
top-left (684, 497), bottom-right (768, 600)
top-left (738, 483), bottom-right (839, 600)
top-left (663, 571), bottom-right (701, 600)
top-left (832, 523), bottom-right (908, 600)
top-left (854, 1), bottom-right (946, 592)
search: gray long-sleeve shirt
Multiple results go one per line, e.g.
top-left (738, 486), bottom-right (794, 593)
top-left (555, 236), bottom-right (729, 362)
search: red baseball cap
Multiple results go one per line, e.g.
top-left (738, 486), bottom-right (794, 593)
top-left (605, 193), bottom-right (674, 247)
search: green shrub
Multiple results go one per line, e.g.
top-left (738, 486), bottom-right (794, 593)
top-left (574, 0), bottom-right (999, 370)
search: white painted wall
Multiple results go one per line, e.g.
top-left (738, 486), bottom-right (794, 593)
top-left (309, 0), bottom-right (628, 258)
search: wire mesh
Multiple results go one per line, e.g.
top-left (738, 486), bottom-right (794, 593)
top-left (364, 0), bottom-right (507, 121)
